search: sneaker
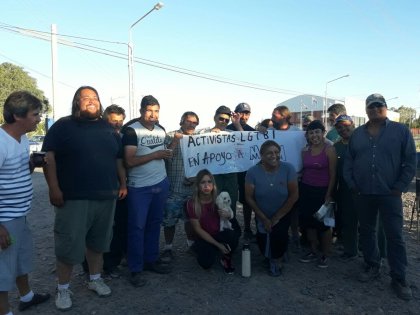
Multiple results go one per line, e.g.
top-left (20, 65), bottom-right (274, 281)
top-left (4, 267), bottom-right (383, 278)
top-left (55, 288), bottom-right (73, 311)
top-left (160, 249), bottom-right (174, 263)
top-left (358, 265), bottom-right (380, 283)
top-left (220, 256), bottom-right (235, 274)
top-left (339, 253), bottom-right (357, 262)
top-left (243, 228), bottom-right (255, 240)
top-left (88, 278), bottom-right (111, 297)
top-left (144, 260), bottom-right (172, 274)
top-left (391, 279), bottom-right (412, 301)
top-left (130, 272), bottom-right (147, 288)
top-left (299, 252), bottom-right (317, 263)
top-left (317, 256), bottom-right (328, 268)
top-left (269, 260), bottom-right (282, 277)
top-left (103, 267), bottom-right (121, 279)
top-left (19, 293), bottom-right (51, 311)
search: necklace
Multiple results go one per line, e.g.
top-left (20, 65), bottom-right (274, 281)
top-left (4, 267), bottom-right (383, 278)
top-left (262, 165), bottom-right (278, 187)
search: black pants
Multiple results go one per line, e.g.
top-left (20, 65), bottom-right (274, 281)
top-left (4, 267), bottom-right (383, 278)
top-left (193, 219), bottom-right (241, 269)
top-left (256, 211), bottom-right (291, 259)
top-left (103, 198), bottom-right (128, 271)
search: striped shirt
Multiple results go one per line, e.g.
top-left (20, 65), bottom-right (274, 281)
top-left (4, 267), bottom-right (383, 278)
top-left (0, 128), bottom-right (32, 222)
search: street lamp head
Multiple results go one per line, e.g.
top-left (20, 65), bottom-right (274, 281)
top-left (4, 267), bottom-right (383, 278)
top-left (154, 2), bottom-right (164, 10)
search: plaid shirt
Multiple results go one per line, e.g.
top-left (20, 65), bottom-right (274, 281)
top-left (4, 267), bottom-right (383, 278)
top-left (165, 129), bottom-right (196, 196)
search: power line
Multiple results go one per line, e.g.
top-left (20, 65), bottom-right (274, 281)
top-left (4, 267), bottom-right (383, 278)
top-left (0, 22), bottom-right (309, 96)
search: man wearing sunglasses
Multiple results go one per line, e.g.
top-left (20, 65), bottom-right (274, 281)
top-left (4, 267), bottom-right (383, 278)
top-left (200, 106), bottom-right (243, 235)
top-left (343, 93), bottom-right (416, 301)
top-left (226, 103), bottom-right (256, 240)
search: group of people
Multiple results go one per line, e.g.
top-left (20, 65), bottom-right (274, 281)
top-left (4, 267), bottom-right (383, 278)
top-left (0, 88), bottom-right (416, 314)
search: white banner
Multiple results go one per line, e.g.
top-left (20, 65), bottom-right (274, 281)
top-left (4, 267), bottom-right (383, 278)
top-left (180, 130), bottom-right (307, 177)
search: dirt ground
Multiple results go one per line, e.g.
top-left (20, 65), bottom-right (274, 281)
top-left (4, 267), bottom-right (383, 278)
top-left (7, 170), bottom-right (420, 314)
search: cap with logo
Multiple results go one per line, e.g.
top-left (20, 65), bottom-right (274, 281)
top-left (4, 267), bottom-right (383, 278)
top-left (366, 93), bottom-right (387, 108)
top-left (334, 114), bottom-right (353, 126)
top-left (234, 102), bottom-right (251, 113)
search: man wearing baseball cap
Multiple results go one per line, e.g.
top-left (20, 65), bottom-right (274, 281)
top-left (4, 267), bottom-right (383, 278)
top-left (227, 103), bottom-right (255, 239)
top-left (343, 93), bottom-right (416, 300)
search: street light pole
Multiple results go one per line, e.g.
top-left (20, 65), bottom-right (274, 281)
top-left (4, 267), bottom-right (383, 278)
top-left (386, 96), bottom-right (399, 102)
top-left (128, 2), bottom-right (164, 120)
top-left (324, 74), bottom-right (350, 126)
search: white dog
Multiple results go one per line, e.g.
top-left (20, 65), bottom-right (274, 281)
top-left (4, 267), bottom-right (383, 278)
top-left (215, 191), bottom-right (234, 231)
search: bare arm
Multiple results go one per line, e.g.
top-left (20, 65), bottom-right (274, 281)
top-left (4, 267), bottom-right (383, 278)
top-left (116, 158), bottom-right (127, 199)
top-left (190, 219), bottom-right (230, 254)
top-left (245, 183), bottom-right (272, 232)
top-left (43, 151), bottom-right (64, 207)
top-left (271, 180), bottom-right (299, 226)
top-left (325, 145), bottom-right (337, 203)
top-left (167, 132), bottom-right (183, 150)
top-left (124, 145), bottom-right (172, 169)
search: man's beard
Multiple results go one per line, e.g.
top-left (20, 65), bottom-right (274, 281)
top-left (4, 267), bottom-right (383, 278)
top-left (80, 109), bottom-right (100, 120)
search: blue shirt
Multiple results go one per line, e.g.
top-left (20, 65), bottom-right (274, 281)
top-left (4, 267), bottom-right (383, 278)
top-left (343, 118), bottom-right (416, 195)
top-left (246, 162), bottom-right (297, 233)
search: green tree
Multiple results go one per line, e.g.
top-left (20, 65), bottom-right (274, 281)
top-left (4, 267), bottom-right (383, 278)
top-left (396, 106), bottom-right (416, 127)
top-left (0, 62), bottom-right (49, 128)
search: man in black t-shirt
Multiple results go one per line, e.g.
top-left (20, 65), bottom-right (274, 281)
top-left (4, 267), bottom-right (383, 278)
top-left (43, 86), bottom-right (126, 311)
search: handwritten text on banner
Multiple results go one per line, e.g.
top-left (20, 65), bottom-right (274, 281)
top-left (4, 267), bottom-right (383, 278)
top-left (180, 130), bottom-right (307, 177)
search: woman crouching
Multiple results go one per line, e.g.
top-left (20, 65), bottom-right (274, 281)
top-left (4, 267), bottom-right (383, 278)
top-left (245, 140), bottom-right (299, 276)
top-left (186, 169), bottom-right (240, 274)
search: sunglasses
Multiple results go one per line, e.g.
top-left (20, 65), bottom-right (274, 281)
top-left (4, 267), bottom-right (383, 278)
top-left (218, 117), bottom-right (230, 123)
top-left (367, 102), bottom-right (386, 109)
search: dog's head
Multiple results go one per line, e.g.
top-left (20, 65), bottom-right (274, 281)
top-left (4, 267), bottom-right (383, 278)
top-left (216, 191), bottom-right (231, 209)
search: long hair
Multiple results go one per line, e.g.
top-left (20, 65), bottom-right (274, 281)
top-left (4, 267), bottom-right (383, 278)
top-left (192, 169), bottom-right (217, 218)
top-left (273, 105), bottom-right (292, 122)
top-left (71, 86), bottom-right (103, 118)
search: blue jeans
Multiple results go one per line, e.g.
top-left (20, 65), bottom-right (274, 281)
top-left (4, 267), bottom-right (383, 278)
top-left (354, 194), bottom-right (407, 281)
top-left (127, 178), bottom-right (169, 272)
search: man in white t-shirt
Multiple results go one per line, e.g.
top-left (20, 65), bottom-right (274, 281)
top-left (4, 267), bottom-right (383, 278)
top-left (121, 95), bottom-right (172, 288)
top-left (0, 91), bottom-right (50, 315)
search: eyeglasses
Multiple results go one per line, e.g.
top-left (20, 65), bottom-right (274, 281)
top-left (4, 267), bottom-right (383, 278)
top-left (218, 117), bottom-right (230, 123)
top-left (367, 102), bottom-right (386, 109)
top-left (185, 120), bottom-right (199, 126)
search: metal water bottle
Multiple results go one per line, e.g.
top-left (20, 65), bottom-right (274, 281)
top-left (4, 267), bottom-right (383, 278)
top-left (241, 243), bottom-right (251, 277)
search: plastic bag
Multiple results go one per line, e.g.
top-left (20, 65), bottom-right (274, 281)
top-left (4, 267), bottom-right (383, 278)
top-left (313, 202), bottom-right (335, 227)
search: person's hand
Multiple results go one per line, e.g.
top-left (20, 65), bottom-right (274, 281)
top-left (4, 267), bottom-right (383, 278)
top-left (155, 149), bottom-right (173, 159)
top-left (257, 125), bottom-right (267, 133)
top-left (0, 224), bottom-right (11, 250)
top-left (218, 243), bottom-right (231, 255)
top-left (231, 112), bottom-right (241, 125)
top-left (218, 209), bottom-right (231, 219)
top-left (270, 216), bottom-right (280, 227)
top-left (49, 187), bottom-right (64, 207)
top-left (211, 128), bottom-right (221, 133)
top-left (324, 195), bottom-right (333, 204)
top-left (262, 217), bottom-right (272, 233)
top-left (118, 185), bottom-right (128, 200)
top-left (174, 132), bottom-right (183, 140)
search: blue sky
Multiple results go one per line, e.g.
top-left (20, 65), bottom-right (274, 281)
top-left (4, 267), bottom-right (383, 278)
top-left (1, 0), bottom-right (419, 130)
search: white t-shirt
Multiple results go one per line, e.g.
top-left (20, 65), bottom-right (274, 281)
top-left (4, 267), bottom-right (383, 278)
top-left (122, 121), bottom-right (167, 188)
top-left (0, 129), bottom-right (32, 221)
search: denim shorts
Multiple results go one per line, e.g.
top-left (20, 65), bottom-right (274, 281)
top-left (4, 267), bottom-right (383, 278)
top-left (0, 217), bottom-right (33, 291)
top-left (162, 193), bottom-right (190, 227)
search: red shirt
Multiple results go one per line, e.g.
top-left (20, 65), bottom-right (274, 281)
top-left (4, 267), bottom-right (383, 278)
top-left (186, 199), bottom-right (220, 237)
